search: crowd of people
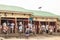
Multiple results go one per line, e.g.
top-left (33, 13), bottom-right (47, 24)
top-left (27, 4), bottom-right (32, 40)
top-left (40, 25), bottom-right (56, 35)
top-left (0, 21), bottom-right (57, 38)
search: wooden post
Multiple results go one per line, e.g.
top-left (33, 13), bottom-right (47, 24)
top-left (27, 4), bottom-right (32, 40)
top-left (0, 15), bottom-right (1, 25)
top-left (23, 20), bottom-right (24, 33)
top-left (34, 21), bottom-right (36, 33)
top-left (48, 21), bottom-right (50, 27)
top-left (56, 21), bottom-right (57, 33)
top-left (39, 21), bottom-right (40, 33)
top-left (0, 16), bottom-right (1, 33)
top-left (15, 18), bottom-right (17, 33)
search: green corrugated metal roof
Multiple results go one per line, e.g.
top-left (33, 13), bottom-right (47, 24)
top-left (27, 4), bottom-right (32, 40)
top-left (57, 16), bottom-right (60, 20)
top-left (28, 10), bottom-right (57, 17)
top-left (0, 4), bottom-right (59, 19)
top-left (0, 4), bottom-right (28, 12)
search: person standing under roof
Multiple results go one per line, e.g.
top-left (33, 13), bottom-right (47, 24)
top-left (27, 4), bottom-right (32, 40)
top-left (28, 22), bottom-right (32, 33)
top-left (7, 22), bottom-right (11, 33)
top-left (2, 22), bottom-right (8, 34)
top-left (46, 25), bottom-right (49, 33)
top-left (10, 22), bottom-right (15, 33)
top-left (25, 26), bottom-right (30, 38)
top-left (18, 22), bottom-right (23, 33)
top-left (32, 24), bottom-right (36, 35)
top-left (49, 25), bottom-right (54, 35)
top-left (41, 25), bottom-right (46, 34)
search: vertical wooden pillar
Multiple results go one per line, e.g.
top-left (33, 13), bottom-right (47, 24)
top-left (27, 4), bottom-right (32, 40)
top-left (0, 16), bottom-right (1, 33)
top-left (0, 14), bottom-right (1, 25)
top-left (23, 20), bottom-right (24, 33)
top-left (39, 21), bottom-right (40, 33)
top-left (0, 17), bottom-right (1, 25)
top-left (56, 21), bottom-right (57, 32)
top-left (48, 21), bottom-right (50, 27)
top-left (15, 18), bottom-right (17, 33)
top-left (34, 21), bottom-right (36, 34)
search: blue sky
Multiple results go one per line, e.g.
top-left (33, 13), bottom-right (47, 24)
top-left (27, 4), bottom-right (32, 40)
top-left (0, 0), bottom-right (60, 15)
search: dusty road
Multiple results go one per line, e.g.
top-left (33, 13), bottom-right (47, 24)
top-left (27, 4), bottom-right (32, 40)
top-left (0, 35), bottom-right (60, 40)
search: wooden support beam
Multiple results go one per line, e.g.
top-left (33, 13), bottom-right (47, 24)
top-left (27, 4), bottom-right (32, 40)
top-left (56, 21), bottom-right (57, 32)
top-left (0, 17), bottom-right (1, 25)
top-left (39, 21), bottom-right (41, 33)
top-left (0, 15), bottom-right (1, 25)
top-left (48, 21), bottom-right (50, 27)
top-left (15, 18), bottom-right (18, 33)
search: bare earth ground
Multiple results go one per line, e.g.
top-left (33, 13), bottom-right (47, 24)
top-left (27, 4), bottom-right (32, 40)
top-left (0, 33), bottom-right (60, 40)
top-left (0, 36), bottom-right (60, 40)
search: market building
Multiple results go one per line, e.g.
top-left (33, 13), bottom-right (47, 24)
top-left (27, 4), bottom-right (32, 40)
top-left (0, 4), bottom-right (60, 34)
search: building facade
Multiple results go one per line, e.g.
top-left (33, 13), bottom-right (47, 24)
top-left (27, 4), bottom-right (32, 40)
top-left (0, 5), bottom-right (60, 34)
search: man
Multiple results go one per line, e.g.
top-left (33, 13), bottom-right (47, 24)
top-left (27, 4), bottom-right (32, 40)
top-left (25, 26), bottom-right (30, 38)
top-left (28, 22), bottom-right (32, 33)
top-left (49, 25), bottom-right (53, 35)
top-left (2, 22), bottom-right (8, 34)
top-left (3, 26), bottom-right (8, 34)
top-left (18, 22), bottom-right (23, 33)
top-left (46, 25), bottom-right (49, 33)
top-left (3, 22), bottom-right (7, 27)
top-left (41, 25), bottom-right (45, 34)
top-left (7, 22), bottom-right (10, 33)
top-left (32, 24), bottom-right (36, 35)
top-left (10, 22), bottom-right (15, 33)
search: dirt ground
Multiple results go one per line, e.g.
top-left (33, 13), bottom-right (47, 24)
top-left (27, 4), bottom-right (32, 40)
top-left (0, 34), bottom-right (60, 40)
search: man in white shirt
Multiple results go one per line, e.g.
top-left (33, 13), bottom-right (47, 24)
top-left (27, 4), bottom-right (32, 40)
top-left (41, 25), bottom-right (45, 33)
top-left (19, 25), bottom-right (23, 33)
top-left (2, 22), bottom-right (8, 34)
top-left (3, 22), bottom-right (7, 27)
top-left (25, 27), bottom-right (30, 38)
top-left (46, 25), bottom-right (49, 33)
top-left (10, 22), bottom-right (15, 33)
top-left (28, 23), bottom-right (32, 33)
top-left (49, 26), bottom-right (53, 35)
top-left (18, 22), bottom-right (23, 33)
